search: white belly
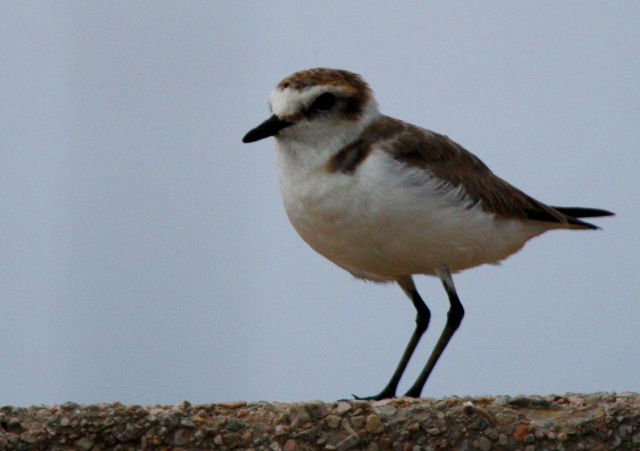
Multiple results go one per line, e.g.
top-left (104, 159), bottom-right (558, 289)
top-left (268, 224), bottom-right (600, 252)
top-left (277, 147), bottom-right (548, 282)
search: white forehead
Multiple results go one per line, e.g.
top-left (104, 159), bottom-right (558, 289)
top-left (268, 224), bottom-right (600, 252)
top-left (269, 85), bottom-right (347, 118)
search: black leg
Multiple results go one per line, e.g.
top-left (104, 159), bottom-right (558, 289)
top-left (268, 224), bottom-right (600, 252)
top-left (354, 276), bottom-right (431, 400)
top-left (404, 266), bottom-right (464, 398)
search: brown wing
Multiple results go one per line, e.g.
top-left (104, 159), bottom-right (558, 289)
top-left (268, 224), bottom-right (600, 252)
top-left (368, 116), bottom-right (597, 229)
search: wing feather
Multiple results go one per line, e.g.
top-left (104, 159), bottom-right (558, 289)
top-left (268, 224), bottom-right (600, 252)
top-left (360, 116), bottom-right (600, 229)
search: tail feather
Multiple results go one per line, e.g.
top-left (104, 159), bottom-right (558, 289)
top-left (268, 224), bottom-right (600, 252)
top-left (525, 206), bottom-right (614, 230)
top-left (551, 207), bottom-right (615, 218)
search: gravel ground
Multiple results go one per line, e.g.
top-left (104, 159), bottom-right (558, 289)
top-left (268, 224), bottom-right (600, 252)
top-left (1, 393), bottom-right (640, 451)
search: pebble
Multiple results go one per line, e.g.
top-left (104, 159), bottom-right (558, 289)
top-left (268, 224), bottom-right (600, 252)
top-left (218, 400), bottom-right (247, 409)
top-left (351, 415), bottom-right (365, 429)
top-left (336, 433), bottom-right (360, 451)
top-left (288, 404), bottom-right (311, 430)
top-left (60, 402), bottom-right (79, 411)
top-left (508, 397), bottom-right (552, 409)
top-left (335, 402), bottom-right (352, 416)
top-left (181, 419), bottom-right (195, 428)
top-left (366, 414), bottom-right (385, 434)
top-left (6, 433), bottom-right (19, 446)
top-left (352, 400), bottom-right (371, 410)
top-left (19, 432), bottom-right (38, 444)
top-left (483, 427), bottom-right (498, 440)
top-left (568, 396), bottom-right (586, 406)
top-left (73, 437), bottom-right (94, 451)
top-left (304, 400), bottom-right (328, 420)
top-left (477, 436), bottom-right (492, 451)
top-left (371, 405), bottom-right (396, 421)
top-left (513, 424), bottom-right (528, 442)
top-left (325, 414), bottom-right (341, 428)
top-left (223, 417), bottom-right (238, 431)
top-left (284, 438), bottom-right (299, 451)
top-left (492, 396), bottom-right (510, 406)
top-left (174, 428), bottom-right (191, 446)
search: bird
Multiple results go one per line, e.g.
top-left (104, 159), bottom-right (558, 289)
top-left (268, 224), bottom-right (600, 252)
top-left (242, 68), bottom-right (614, 400)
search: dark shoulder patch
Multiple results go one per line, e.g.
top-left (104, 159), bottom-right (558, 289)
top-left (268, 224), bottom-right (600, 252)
top-left (326, 116), bottom-right (404, 175)
top-left (326, 139), bottom-right (370, 174)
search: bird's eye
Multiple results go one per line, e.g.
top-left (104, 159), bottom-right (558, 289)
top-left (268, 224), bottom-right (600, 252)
top-left (311, 93), bottom-right (336, 111)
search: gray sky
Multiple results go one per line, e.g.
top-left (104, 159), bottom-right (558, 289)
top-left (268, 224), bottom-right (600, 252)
top-left (1, 2), bottom-right (638, 406)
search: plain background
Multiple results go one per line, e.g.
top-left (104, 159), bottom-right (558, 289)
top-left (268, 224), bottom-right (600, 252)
top-left (1, 2), bottom-right (638, 407)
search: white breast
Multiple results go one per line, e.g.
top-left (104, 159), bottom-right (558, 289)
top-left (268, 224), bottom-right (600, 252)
top-left (276, 143), bottom-right (550, 282)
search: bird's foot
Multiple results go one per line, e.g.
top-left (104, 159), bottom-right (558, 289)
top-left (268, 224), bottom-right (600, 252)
top-left (351, 388), bottom-right (397, 401)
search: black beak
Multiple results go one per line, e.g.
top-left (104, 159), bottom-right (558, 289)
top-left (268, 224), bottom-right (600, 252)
top-left (242, 114), bottom-right (293, 143)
